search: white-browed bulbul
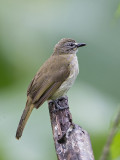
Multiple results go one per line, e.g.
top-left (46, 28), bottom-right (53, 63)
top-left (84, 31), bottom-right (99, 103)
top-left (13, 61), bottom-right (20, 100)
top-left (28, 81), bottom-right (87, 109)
top-left (16, 38), bottom-right (86, 139)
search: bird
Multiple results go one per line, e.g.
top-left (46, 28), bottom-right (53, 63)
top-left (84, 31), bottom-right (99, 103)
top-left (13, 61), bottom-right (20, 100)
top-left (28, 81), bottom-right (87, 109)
top-left (16, 38), bottom-right (86, 140)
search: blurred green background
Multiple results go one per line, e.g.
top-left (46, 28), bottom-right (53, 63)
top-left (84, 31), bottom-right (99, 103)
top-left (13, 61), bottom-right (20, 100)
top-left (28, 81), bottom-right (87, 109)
top-left (0, 0), bottom-right (120, 159)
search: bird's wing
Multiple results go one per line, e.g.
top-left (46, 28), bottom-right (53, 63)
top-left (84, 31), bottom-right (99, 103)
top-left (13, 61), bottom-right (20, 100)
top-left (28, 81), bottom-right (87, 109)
top-left (33, 82), bottom-right (62, 108)
top-left (27, 55), bottom-right (70, 108)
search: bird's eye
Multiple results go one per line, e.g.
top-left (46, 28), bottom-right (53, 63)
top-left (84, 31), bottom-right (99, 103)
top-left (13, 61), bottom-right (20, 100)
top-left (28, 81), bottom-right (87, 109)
top-left (69, 43), bottom-right (74, 46)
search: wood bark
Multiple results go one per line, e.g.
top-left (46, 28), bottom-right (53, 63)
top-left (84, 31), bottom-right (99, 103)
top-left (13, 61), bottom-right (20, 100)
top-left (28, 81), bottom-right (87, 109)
top-left (48, 96), bottom-right (95, 160)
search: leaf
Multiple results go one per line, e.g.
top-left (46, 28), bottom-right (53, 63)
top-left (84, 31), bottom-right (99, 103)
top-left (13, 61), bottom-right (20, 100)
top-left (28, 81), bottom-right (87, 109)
top-left (110, 131), bottom-right (120, 159)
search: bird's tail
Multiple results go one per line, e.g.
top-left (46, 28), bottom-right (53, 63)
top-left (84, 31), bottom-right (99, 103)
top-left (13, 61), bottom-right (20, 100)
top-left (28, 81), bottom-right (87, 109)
top-left (16, 101), bottom-right (34, 140)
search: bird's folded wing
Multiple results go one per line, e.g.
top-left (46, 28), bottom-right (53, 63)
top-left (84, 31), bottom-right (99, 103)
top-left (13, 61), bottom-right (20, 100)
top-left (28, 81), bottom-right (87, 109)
top-left (33, 82), bottom-right (62, 108)
top-left (27, 56), bottom-right (70, 108)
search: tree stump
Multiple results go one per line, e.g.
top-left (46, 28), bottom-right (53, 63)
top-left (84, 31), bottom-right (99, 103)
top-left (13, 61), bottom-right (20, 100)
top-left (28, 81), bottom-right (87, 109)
top-left (48, 96), bottom-right (95, 160)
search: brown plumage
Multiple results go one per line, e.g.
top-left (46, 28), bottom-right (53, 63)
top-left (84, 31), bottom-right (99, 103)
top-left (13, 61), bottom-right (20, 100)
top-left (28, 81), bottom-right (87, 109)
top-left (16, 38), bottom-right (86, 139)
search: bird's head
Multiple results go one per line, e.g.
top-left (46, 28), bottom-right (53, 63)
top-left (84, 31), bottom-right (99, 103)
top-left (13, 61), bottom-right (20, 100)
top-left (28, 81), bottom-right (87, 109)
top-left (53, 38), bottom-right (86, 55)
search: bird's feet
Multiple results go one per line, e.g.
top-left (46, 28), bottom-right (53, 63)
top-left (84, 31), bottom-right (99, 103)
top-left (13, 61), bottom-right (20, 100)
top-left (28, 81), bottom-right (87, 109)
top-left (54, 100), bottom-right (68, 110)
top-left (50, 96), bottom-right (69, 112)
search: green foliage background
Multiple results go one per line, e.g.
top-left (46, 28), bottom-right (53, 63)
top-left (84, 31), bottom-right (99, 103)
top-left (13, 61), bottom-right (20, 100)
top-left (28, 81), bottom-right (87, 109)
top-left (0, 0), bottom-right (120, 159)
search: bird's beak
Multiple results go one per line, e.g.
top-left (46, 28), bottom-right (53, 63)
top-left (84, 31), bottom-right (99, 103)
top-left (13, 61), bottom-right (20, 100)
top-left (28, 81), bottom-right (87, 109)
top-left (75, 43), bottom-right (86, 48)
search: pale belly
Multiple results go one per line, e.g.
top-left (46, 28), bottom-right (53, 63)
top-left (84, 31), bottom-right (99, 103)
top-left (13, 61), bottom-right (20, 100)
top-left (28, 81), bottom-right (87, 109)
top-left (50, 55), bottom-right (79, 100)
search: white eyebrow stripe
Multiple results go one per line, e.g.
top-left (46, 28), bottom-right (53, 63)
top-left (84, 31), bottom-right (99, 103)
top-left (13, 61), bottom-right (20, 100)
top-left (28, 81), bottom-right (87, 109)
top-left (74, 43), bottom-right (78, 45)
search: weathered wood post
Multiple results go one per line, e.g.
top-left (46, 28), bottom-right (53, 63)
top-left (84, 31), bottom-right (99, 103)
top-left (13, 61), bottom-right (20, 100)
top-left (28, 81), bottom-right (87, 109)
top-left (48, 96), bottom-right (95, 160)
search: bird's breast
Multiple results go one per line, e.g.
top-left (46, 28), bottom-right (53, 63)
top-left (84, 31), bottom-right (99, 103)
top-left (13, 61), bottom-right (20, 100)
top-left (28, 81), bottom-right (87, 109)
top-left (60, 54), bottom-right (79, 90)
top-left (51, 54), bottom-right (79, 100)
